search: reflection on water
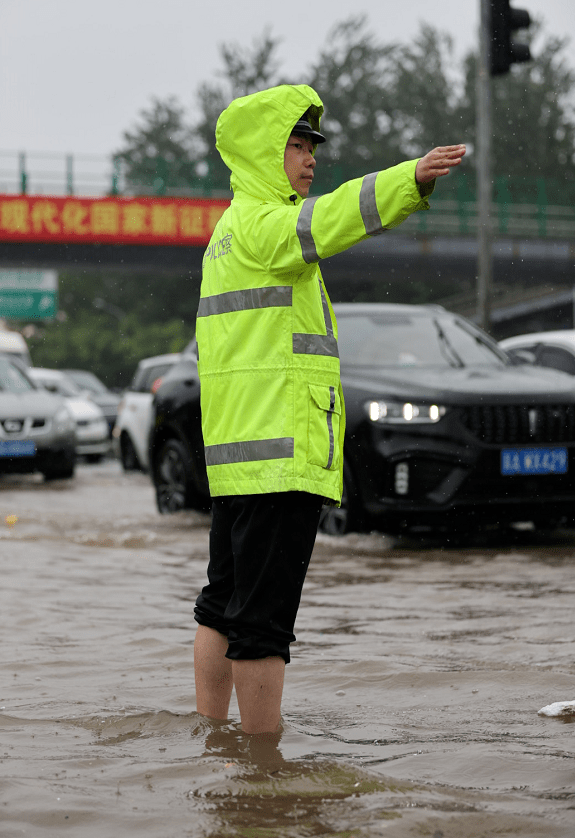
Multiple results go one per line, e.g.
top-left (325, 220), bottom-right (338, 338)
top-left (1, 462), bottom-right (574, 836)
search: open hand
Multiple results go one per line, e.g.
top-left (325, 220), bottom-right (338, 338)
top-left (415, 145), bottom-right (466, 184)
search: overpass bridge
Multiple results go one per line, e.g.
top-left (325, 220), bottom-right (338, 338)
top-left (1, 150), bottom-right (574, 339)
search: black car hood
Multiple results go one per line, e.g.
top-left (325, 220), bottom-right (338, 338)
top-left (340, 363), bottom-right (575, 403)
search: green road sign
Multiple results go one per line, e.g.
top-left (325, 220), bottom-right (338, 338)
top-left (0, 270), bottom-right (58, 320)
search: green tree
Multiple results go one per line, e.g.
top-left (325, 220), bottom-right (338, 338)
top-left (114, 97), bottom-right (198, 194)
top-left (114, 30), bottom-right (283, 196)
top-left (391, 24), bottom-right (463, 156)
top-left (28, 14), bottom-right (575, 382)
top-left (492, 30), bottom-right (575, 194)
top-left (307, 16), bottom-right (401, 191)
top-left (27, 268), bottom-right (199, 388)
top-left (455, 21), bottom-right (575, 200)
top-left (113, 16), bottom-right (575, 200)
top-left (192, 28), bottom-right (282, 192)
top-left (28, 32), bottom-right (284, 384)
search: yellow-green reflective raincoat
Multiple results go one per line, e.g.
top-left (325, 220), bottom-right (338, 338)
top-left (196, 84), bottom-right (433, 503)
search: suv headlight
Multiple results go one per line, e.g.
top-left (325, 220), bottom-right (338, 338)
top-left (366, 400), bottom-right (447, 424)
top-left (54, 405), bottom-right (75, 433)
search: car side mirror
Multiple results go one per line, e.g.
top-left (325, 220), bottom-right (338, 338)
top-left (508, 349), bottom-right (536, 366)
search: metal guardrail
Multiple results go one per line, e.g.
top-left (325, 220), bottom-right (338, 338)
top-left (403, 199), bottom-right (575, 239)
top-left (0, 151), bottom-right (121, 197)
top-left (1, 150), bottom-right (574, 240)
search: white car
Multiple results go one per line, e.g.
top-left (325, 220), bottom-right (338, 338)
top-left (0, 329), bottom-right (31, 365)
top-left (29, 368), bottom-right (110, 462)
top-left (63, 368), bottom-right (121, 438)
top-left (499, 330), bottom-right (575, 378)
top-left (113, 353), bottom-right (182, 471)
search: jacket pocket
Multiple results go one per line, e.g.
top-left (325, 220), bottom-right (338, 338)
top-left (307, 384), bottom-right (341, 470)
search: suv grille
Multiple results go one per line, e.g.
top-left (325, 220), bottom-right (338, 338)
top-left (460, 404), bottom-right (575, 444)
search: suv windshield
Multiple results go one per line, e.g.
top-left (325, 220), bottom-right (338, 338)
top-left (65, 370), bottom-right (109, 394)
top-left (0, 357), bottom-right (35, 393)
top-left (34, 373), bottom-right (81, 397)
top-left (336, 311), bottom-right (509, 368)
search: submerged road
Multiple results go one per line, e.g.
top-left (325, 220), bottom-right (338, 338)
top-left (1, 460), bottom-right (574, 837)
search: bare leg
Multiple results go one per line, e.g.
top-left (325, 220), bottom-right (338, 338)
top-left (194, 625), bottom-right (233, 719)
top-left (232, 656), bottom-right (285, 734)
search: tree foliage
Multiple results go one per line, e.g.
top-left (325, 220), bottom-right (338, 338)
top-left (115, 30), bottom-right (281, 195)
top-left (28, 16), bottom-right (575, 384)
top-left (391, 24), bottom-right (463, 156)
top-left (491, 30), bottom-right (575, 195)
top-left (192, 29), bottom-right (281, 192)
top-left (27, 269), bottom-right (198, 388)
top-left (306, 16), bottom-right (401, 189)
top-left (113, 16), bottom-right (575, 197)
top-left (454, 23), bottom-right (575, 199)
top-left (115, 97), bottom-right (197, 194)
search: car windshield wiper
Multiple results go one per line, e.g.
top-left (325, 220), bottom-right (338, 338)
top-left (454, 319), bottom-right (509, 364)
top-left (433, 318), bottom-right (465, 368)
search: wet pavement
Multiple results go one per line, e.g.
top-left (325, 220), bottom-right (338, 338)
top-left (1, 459), bottom-right (574, 837)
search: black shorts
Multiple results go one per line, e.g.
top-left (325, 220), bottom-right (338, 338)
top-left (194, 492), bottom-right (323, 663)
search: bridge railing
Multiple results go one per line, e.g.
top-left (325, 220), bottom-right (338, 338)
top-left (1, 150), bottom-right (574, 240)
top-left (0, 151), bottom-right (120, 197)
top-left (402, 198), bottom-right (575, 239)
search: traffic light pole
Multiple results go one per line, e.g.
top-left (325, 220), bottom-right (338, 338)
top-left (477, 0), bottom-right (494, 333)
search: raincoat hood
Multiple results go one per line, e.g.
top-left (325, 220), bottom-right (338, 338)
top-left (215, 84), bottom-right (324, 204)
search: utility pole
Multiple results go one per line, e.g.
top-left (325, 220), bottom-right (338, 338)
top-left (476, 0), bottom-right (493, 333)
top-left (476, 0), bottom-right (532, 333)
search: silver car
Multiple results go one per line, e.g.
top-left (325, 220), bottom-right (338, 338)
top-left (0, 356), bottom-right (76, 480)
top-left (63, 368), bottom-right (121, 438)
top-left (29, 368), bottom-right (110, 462)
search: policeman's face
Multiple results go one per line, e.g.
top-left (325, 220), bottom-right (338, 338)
top-left (284, 133), bottom-right (316, 198)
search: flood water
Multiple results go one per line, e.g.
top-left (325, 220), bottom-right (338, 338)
top-left (1, 459), bottom-right (574, 837)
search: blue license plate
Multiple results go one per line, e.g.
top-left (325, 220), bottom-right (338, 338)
top-left (0, 439), bottom-right (36, 457)
top-left (501, 447), bottom-right (568, 476)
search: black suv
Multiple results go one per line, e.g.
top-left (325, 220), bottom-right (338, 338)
top-left (148, 349), bottom-right (209, 514)
top-left (149, 303), bottom-right (575, 536)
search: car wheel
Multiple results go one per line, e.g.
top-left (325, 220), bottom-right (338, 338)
top-left (85, 453), bottom-right (103, 464)
top-left (120, 434), bottom-right (141, 471)
top-left (531, 516), bottom-right (561, 533)
top-left (43, 455), bottom-right (76, 481)
top-left (154, 438), bottom-right (194, 514)
top-left (318, 461), bottom-right (363, 536)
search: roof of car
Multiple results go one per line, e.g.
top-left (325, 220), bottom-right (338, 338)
top-left (29, 367), bottom-right (66, 378)
top-left (136, 353), bottom-right (181, 368)
top-left (333, 302), bottom-right (446, 316)
top-left (500, 330), bottom-right (575, 348)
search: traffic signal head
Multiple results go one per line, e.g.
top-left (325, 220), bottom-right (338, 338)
top-left (490, 0), bottom-right (532, 75)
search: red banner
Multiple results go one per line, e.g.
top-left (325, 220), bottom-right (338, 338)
top-left (0, 195), bottom-right (230, 246)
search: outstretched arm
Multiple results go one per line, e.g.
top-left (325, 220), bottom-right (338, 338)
top-left (415, 144), bottom-right (466, 184)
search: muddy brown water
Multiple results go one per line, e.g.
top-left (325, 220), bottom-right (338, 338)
top-left (1, 459), bottom-right (574, 837)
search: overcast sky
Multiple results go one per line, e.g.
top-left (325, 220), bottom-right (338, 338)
top-left (1, 0), bottom-right (573, 160)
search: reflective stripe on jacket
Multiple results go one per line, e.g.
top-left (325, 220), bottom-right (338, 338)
top-left (196, 84), bottom-right (433, 502)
